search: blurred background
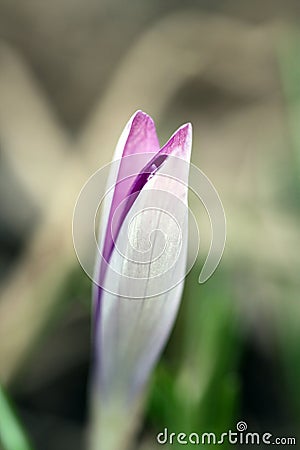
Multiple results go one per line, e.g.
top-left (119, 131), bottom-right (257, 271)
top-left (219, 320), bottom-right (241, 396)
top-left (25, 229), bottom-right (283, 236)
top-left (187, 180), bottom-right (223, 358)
top-left (0, 1), bottom-right (300, 449)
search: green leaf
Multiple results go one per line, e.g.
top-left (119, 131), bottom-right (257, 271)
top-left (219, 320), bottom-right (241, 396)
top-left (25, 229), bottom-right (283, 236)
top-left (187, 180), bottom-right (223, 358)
top-left (0, 385), bottom-right (33, 450)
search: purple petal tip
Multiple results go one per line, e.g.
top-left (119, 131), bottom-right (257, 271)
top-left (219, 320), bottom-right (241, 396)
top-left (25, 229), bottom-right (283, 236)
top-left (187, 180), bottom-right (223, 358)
top-left (123, 111), bottom-right (160, 157)
top-left (160, 122), bottom-right (192, 159)
top-left (130, 110), bottom-right (155, 131)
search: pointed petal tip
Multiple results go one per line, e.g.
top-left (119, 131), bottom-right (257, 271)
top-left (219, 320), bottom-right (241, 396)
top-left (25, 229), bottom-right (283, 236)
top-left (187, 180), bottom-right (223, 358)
top-left (160, 122), bottom-right (192, 160)
top-left (177, 122), bottom-right (192, 141)
top-left (130, 109), bottom-right (146, 120)
top-left (129, 110), bottom-right (157, 138)
top-left (121, 110), bottom-right (160, 157)
top-left (130, 109), bottom-right (154, 126)
top-left (183, 123), bottom-right (192, 155)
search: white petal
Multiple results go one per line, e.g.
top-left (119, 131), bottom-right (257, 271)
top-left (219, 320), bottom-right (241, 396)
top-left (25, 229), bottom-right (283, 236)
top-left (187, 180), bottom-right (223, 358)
top-left (98, 139), bottom-right (192, 404)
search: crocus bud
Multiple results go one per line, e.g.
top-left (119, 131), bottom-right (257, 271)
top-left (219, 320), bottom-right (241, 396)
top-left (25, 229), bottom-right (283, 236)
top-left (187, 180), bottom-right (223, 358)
top-left (89, 111), bottom-right (192, 449)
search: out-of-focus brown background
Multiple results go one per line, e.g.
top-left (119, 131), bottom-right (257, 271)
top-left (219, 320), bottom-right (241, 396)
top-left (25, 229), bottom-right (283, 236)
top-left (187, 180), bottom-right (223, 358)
top-left (0, 1), bottom-right (300, 449)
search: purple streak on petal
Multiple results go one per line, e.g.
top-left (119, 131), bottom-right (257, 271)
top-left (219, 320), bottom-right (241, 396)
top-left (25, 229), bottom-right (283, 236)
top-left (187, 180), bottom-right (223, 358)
top-left (102, 112), bottom-right (160, 264)
top-left (94, 111), bottom-right (160, 327)
top-left (122, 123), bottom-right (192, 214)
top-left (94, 118), bottom-right (192, 330)
top-left (106, 122), bottom-right (192, 265)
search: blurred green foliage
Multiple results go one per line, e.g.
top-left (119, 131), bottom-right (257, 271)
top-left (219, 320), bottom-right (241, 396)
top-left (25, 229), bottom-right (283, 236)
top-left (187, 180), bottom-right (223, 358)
top-left (0, 385), bottom-right (33, 450)
top-left (278, 32), bottom-right (300, 212)
top-left (277, 32), bottom-right (300, 431)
